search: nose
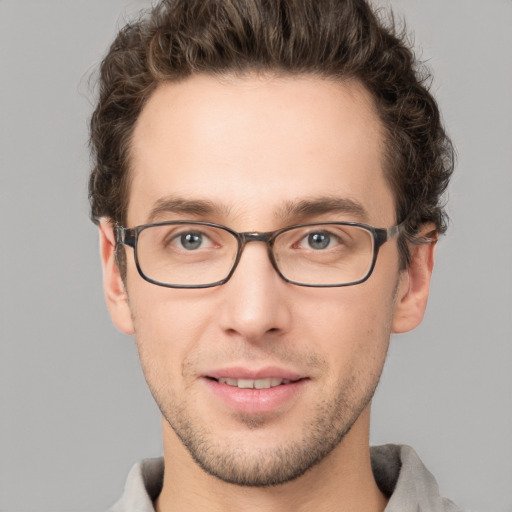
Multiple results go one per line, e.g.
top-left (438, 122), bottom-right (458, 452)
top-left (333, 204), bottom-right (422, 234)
top-left (217, 242), bottom-right (291, 342)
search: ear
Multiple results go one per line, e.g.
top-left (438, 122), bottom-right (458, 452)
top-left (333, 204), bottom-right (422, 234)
top-left (392, 225), bottom-right (437, 334)
top-left (99, 220), bottom-right (135, 335)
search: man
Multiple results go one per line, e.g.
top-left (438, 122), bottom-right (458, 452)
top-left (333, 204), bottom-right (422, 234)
top-left (89, 0), bottom-right (458, 510)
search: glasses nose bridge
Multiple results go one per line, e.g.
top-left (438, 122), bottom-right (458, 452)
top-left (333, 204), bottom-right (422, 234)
top-left (238, 230), bottom-right (275, 253)
top-left (230, 230), bottom-right (278, 281)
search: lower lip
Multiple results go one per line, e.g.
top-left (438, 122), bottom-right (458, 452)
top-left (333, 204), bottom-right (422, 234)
top-left (204, 378), bottom-right (308, 415)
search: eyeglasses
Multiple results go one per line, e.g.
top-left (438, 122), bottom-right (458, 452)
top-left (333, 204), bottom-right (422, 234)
top-left (114, 220), bottom-right (406, 288)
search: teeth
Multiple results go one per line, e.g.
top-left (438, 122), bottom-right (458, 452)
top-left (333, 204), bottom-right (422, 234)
top-left (218, 378), bottom-right (291, 389)
top-left (238, 378), bottom-right (256, 389)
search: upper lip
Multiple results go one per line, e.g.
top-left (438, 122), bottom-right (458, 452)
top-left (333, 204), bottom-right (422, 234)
top-left (205, 366), bottom-right (306, 381)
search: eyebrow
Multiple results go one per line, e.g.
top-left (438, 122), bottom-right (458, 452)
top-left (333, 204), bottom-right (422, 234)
top-left (146, 197), bottom-right (232, 223)
top-left (277, 196), bottom-right (369, 223)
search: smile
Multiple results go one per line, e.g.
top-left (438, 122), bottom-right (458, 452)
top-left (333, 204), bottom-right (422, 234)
top-left (217, 378), bottom-right (292, 389)
top-left (206, 376), bottom-right (308, 414)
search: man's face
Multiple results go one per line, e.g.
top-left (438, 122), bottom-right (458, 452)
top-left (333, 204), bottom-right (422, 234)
top-left (103, 74), bottom-right (420, 486)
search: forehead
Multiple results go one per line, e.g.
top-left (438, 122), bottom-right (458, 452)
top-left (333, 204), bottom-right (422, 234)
top-left (127, 74), bottom-right (394, 227)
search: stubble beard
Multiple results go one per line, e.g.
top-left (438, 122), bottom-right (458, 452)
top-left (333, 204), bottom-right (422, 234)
top-left (149, 369), bottom-right (383, 487)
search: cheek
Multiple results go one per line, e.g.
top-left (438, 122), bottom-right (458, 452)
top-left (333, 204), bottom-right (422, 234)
top-left (299, 281), bottom-right (394, 340)
top-left (127, 282), bottom-right (217, 381)
top-left (295, 283), bottom-right (394, 379)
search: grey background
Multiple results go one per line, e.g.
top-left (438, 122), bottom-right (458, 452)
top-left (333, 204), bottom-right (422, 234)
top-left (0, 0), bottom-right (510, 510)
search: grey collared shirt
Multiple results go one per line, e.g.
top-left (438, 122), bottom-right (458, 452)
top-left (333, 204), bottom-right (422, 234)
top-left (107, 444), bottom-right (462, 511)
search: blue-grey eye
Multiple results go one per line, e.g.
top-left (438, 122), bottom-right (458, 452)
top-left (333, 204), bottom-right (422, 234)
top-left (308, 232), bottom-right (330, 250)
top-left (180, 232), bottom-right (203, 250)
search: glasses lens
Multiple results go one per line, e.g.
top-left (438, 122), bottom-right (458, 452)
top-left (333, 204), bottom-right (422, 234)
top-left (273, 224), bottom-right (375, 285)
top-left (136, 223), bottom-right (238, 286)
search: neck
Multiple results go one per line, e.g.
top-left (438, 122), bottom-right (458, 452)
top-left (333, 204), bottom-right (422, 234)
top-left (155, 408), bottom-right (388, 512)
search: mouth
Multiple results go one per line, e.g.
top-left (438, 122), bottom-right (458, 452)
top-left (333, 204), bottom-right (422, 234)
top-left (203, 370), bottom-right (309, 414)
top-left (210, 377), bottom-right (300, 389)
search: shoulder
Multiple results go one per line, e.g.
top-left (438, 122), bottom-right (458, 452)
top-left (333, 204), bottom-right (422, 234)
top-left (371, 444), bottom-right (463, 512)
top-left (107, 457), bottom-right (164, 512)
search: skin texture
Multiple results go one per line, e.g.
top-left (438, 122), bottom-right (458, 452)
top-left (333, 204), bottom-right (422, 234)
top-left (100, 74), bottom-right (435, 512)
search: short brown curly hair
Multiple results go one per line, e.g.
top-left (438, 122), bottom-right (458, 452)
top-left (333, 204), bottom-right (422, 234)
top-left (89, 0), bottom-right (454, 268)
